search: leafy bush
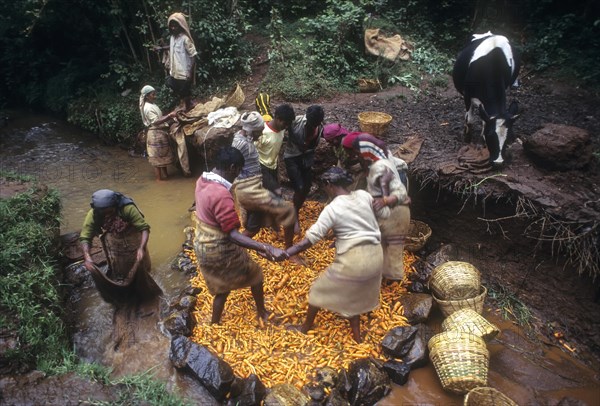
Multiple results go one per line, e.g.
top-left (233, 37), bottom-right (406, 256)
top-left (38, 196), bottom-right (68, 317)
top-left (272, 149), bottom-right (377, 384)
top-left (0, 174), bottom-right (68, 370)
top-left (67, 89), bottom-right (143, 146)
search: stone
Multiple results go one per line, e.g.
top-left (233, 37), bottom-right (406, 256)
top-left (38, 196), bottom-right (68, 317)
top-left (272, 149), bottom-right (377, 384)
top-left (264, 383), bottom-right (310, 406)
top-left (169, 336), bottom-right (234, 401)
top-left (162, 310), bottom-right (192, 337)
top-left (523, 123), bottom-right (592, 170)
top-left (381, 325), bottom-right (430, 369)
top-left (399, 293), bottom-right (433, 324)
top-left (227, 374), bottom-right (266, 406)
top-left (382, 359), bottom-right (410, 385)
top-left (347, 358), bottom-right (391, 406)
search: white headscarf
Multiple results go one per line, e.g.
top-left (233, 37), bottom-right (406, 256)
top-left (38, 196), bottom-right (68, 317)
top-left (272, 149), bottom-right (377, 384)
top-left (240, 111), bottom-right (264, 132)
top-left (139, 85), bottom-right (156, 126)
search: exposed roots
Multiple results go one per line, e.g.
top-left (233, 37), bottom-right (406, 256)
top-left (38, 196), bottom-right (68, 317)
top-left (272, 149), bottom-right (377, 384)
top-left (413, 168), bottom-right (599, 280)
top-left (479, 195), bottom-right (599, 280)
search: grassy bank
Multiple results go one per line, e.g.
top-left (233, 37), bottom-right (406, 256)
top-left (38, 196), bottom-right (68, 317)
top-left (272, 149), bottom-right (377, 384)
top-left (0, 172), bottom-right (67, 371)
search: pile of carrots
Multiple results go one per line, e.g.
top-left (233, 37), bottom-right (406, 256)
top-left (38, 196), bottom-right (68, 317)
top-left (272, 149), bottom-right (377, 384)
top-left (187, 201), bottom-right (418, 388)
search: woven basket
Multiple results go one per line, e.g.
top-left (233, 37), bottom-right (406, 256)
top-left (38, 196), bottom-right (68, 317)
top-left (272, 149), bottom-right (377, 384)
top-left (430, 261), bottom-right (481, 300)
top-left (404, 220), bottom-right (432, 252)
top-left (433, 286), bottom-right (487, 318)
top-left (464, 387), bottom-right (518, 406)
top-left (442, 308), bottom-right (500, 342)
top-left (358, 111), bottom-right (392, 137)
top-left (428, 331), bottom-right (489, 394)
top-left (358, 78), bottom-right (381, 93)
top-left (224, 83), bottom-right (245, 109)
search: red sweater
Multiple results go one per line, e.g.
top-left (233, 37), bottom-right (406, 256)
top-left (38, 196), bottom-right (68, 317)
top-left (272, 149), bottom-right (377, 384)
top-left (195, 177), bottom-right (240, 233)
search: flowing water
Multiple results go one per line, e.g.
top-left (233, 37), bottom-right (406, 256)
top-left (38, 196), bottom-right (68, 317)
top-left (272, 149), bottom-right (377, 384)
top-left (1, 112), bottom-right (598, 404)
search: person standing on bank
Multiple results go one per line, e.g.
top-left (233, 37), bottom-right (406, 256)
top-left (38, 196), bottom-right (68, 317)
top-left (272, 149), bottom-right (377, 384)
top-left (139, 85), bottom-right (176, 181)
top-left (285, 167), bottom-right (387, 343)
top-left (283, 105), bottom-right (325, 231)
top-left (80, 189), bottom-right (162, 303)
top-left (167, 12), bottom-right (198, 112)
top-left (193, 147), bottom-right (288, 323)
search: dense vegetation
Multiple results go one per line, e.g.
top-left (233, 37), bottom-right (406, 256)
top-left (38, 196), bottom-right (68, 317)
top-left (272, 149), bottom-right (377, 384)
top-left (0, 173), bottom-right (66, 371)
top-left (0, 0), bottom-right (598, 143)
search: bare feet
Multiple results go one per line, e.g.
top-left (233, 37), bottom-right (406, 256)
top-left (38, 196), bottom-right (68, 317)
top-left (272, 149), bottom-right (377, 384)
top-left (286, 324), bottom-right (307, 334)
top-left (257, 309), bottom-right (270, 326)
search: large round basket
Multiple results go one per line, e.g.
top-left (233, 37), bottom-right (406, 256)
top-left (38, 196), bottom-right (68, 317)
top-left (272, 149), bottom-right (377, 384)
top-left (428, 331), bottom-right (489, 395)
top-left (358, 111), bottom-right (392, 137)
top-left (442, 308), bottom-right (500, 342)
top-left (404, 220), bottom-right (432, 252)
top-left (433, 286), bottom-right (487, 318)
top-left (464, 387), bottom-right (518, 406)
top-left (430, 261), bottom-right (481, 300)
top-left (224, 83), bottom-right (245, 109)
top-left (358, 78), bottom-right (382, 93)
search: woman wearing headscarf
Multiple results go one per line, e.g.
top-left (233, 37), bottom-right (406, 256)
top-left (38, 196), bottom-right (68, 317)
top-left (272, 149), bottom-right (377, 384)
top-left (285, 167), bottom-right (388, 343)
top-left (342, 132), bottom-right (411, 281)
top-left (139, 85), bottom-right (176, 181)
top-left (231, 111), bottom-right (298, 257)
top-left (79, 189), bottom-right (162, 303)
top-left (167, 12), bottom-right (198, 111)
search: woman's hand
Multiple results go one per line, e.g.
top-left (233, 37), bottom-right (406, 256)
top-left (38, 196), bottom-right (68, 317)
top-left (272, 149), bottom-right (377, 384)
top-left (373, 197), bottom-right (387, 211)
top-left (83, 255), bottom-right (95, 271)
top-left (259, 244), bottom-right (289, 262)
top-left (136, 247), bottom-right (145, 263)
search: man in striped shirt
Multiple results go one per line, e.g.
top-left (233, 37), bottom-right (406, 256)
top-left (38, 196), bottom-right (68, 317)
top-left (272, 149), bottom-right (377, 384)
top-left (231, 112), bottom-right (298, 254)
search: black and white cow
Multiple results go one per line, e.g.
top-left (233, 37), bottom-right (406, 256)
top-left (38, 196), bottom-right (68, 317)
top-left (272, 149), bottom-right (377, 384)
top-left (452, 32), bottom-right (521, 165)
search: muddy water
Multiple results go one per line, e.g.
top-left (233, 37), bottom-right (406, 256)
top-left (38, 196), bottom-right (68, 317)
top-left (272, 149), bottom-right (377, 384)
top-left (2, 112), bottom-right (599, 404)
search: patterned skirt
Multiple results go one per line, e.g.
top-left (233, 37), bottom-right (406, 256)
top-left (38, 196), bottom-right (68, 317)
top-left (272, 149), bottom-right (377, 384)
top-left (193, 218), bottom-right (262, 295)
top-left (146, 126), bottom-right (175, 167)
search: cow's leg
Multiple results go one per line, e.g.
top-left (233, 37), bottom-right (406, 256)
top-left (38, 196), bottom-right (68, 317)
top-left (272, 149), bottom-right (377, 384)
top-left (463, 112), bottom-right (472, 143)
top-left (464, 99), bottom-right (480, 143)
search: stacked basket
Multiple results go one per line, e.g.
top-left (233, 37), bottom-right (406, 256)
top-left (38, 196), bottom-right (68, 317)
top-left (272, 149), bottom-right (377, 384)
top-left (429, 261), bottom-right (486, 317)
top-left (427, 261), bottom-right (514, 402)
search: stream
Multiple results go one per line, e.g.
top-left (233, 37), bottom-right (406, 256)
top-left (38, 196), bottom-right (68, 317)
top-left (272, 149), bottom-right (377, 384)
top-left (1, 111), bottom-right (598, 405)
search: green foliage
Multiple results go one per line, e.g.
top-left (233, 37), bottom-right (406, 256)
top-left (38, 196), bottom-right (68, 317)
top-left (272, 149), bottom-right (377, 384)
top-left (111, 368), bottom-right (190, 406)
top-left (264, 2), bottom-right (368, 99)
top-left (47, 356), bottom-right (188, 405)
top-left (0, 174), bottom-right (68, 369)
top-left (488, 284), bottom-right (533, 327)
top-left (523, 10), bottom-right (600, 87)
top-left (67, 89), bottom-right (142, 146)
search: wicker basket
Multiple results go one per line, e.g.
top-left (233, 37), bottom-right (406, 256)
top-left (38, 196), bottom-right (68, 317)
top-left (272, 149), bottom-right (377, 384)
top-left (464, 387), bottom-right (518, 406)
top-left (433, 286), bottom-right (487, 318)
top-left (358, 111), bottom-right (392, 137)
top-left (358, 78), bottom-right (382, 93)
top-left (442, 308), bottom-right (500, 342)
top-left (404, 220), bottom-right (432, 252)
top-left (430, 261), bottom-right (481, 300)
top-left (224, 83), bottom-right (245, 109)
top-left (428, 331), bottom-right (489, 395)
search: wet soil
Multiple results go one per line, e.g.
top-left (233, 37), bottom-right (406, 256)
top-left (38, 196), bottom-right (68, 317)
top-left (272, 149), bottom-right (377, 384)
top-left (2, 47), bottom-right (600, 404)
top-left (237, 62), bottom-right (600, 371)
